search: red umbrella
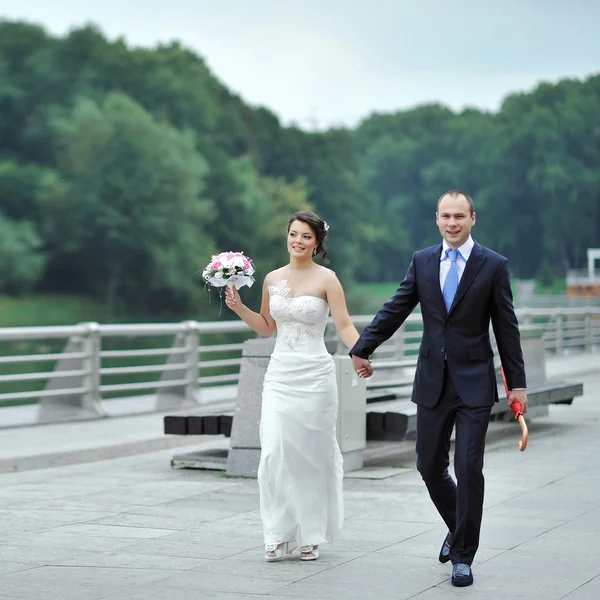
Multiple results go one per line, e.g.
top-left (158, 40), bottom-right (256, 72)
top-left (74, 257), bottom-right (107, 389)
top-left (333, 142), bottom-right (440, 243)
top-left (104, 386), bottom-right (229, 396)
top-left (500, 366), bottom-right (528, 452)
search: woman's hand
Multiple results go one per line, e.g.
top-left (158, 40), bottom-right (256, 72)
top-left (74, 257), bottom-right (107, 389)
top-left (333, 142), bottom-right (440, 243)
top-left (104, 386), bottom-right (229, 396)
top-left (352, 355), bottom-right (373, 378)
top-left (225, 285), bottom-right (242, 312)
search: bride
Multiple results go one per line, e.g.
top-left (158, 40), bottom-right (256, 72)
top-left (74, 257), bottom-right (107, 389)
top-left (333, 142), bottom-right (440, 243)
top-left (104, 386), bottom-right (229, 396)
top-left (225, 210), bottom-right (372, 561)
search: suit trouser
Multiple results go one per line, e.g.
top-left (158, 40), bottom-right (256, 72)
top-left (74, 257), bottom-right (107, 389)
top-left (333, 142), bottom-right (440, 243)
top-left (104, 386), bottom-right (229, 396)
top-left (415, 364), bottom-right (492, 565)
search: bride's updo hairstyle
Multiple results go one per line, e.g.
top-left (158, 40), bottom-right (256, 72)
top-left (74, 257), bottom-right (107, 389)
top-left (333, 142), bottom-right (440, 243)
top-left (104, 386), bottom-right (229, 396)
top-left (287, 210), bottom-right (329, 263)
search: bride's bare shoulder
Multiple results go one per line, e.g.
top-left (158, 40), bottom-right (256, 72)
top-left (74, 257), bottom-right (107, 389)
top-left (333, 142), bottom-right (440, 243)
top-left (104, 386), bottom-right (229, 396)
top-left (318, 266), bottom-right (338, 281)
top-left (264, 266), bottom-right (287, 286)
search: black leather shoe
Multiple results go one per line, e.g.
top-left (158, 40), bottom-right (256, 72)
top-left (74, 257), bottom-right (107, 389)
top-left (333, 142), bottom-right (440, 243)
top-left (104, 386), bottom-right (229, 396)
top-left (451, 563), bottom-right (473, 587)
top-left (438, 531), bottom-right (453, 563)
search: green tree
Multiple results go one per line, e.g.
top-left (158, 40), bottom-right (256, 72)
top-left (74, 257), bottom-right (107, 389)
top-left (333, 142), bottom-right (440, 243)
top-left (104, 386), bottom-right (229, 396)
top-left (0, 160), bottom-right (52, 222)
top-left (38, 92), bottom-right (215, 314)
top-left (204, 157), bottom-right (311, 312)
top-left (2, 18), bottom-right (600, 317)
top-left (0, 212), bottom-right (45, 294)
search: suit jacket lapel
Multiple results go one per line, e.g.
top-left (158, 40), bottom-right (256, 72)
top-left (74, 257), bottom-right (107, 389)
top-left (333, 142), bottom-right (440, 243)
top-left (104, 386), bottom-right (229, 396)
top-left (426, 244), bottom-right (447, 315)
top-left (449, 241), bottom-right (486, 314)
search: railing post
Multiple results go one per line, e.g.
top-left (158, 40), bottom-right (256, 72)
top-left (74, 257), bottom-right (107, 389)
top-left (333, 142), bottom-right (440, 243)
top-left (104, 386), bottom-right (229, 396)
top-left (555, 314), bottom-right (565, 356)
top-left (395, 324), bottom-right (406, 359)
top-left (81, 322), bottom-right (105, 416)
top-left (585, 312), bottom-right (593, 353)
top-left (521, 311), bottom-right (532, 327)
top-left (155, 323), bottom-right (200, 410)
top-left (184, 320), bottom-right (200, 404)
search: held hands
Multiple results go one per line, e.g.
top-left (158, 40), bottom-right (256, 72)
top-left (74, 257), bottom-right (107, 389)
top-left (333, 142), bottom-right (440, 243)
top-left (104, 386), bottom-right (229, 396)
top-left (351, 354), bottom-right (373, 378)
top-left (224, 285), bottom-right (243, 313)
top-left (508, 389), bottom-right (528, 414)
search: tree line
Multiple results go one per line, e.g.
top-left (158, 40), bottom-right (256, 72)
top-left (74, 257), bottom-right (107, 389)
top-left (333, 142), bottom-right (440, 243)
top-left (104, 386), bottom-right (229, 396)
top-left (1, 20), bottom-right (599, 319)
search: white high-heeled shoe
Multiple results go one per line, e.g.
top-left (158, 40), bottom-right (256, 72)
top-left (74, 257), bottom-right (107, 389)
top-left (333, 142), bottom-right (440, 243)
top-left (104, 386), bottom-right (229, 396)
top-left (299, 545), bottom-right (319, 561)
top-left (264, 542), bottom-right (290, 562)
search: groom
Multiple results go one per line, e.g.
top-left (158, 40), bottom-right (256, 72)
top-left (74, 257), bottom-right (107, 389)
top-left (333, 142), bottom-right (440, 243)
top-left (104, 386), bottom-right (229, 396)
top-left (350, 190), bottom-right (528, 587)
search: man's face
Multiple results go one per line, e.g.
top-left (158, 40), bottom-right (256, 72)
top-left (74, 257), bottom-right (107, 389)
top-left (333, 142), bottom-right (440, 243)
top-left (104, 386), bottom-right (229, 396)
top-left (436, 194), bottom-right (476, 249)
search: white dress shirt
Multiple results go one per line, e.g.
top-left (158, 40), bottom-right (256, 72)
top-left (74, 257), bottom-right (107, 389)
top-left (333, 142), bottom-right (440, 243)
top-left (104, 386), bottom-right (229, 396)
top-left (439, 235), bottom-right (474, 291)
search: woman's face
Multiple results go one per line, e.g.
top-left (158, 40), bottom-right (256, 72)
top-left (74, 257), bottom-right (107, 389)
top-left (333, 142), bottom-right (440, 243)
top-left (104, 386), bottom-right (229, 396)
top-left (287, 219), bottom-right (318, 259)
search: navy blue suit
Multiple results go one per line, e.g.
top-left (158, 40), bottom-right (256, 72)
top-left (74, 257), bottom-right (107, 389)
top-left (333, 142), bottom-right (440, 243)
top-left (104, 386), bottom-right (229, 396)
top-left (351, 240), bottom-right (526, 564)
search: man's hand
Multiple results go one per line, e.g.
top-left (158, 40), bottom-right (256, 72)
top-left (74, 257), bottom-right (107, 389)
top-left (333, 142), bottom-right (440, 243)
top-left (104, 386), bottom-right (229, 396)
top-left (508, 389), bottom-right (528, 415)
top-left (351, 354), bottom-right (373, 378)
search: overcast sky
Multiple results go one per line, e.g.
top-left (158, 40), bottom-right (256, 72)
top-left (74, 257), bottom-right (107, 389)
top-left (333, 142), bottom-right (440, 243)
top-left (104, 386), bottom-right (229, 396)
top-left (2, 0), bottom-right (599, 129)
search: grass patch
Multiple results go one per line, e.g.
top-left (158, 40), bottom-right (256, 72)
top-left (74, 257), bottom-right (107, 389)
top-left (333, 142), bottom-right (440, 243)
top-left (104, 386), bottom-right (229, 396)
top-left (355, 281), bottom-right (399, 300)
top-left (347, 282), bottom-right (400, 315)
top-left (0, 294), bottom-right (117, 327)
top-left (535, 278), bottom-right (567, 295)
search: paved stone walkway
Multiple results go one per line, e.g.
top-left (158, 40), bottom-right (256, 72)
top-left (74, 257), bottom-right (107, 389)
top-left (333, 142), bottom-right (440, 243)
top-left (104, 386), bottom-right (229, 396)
top-left (0, 360), bottom-right (598, 599)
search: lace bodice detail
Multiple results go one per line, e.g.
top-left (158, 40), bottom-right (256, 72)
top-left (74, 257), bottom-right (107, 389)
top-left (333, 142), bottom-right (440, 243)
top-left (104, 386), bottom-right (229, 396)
top-left (268, 280), bottom-right (330, 353)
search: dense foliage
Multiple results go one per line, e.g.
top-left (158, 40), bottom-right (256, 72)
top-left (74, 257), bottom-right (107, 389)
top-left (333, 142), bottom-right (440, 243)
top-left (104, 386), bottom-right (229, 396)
top-left (1, 20), bottom-right (598, 319)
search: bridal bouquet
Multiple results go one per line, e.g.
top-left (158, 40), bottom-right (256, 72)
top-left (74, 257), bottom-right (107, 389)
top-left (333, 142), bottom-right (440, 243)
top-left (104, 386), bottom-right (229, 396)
top-left (202, 251), bottom-right (255, 290)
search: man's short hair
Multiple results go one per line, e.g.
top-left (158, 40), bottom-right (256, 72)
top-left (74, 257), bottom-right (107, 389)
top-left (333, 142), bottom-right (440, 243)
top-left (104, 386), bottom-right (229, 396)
top-left (437, 190), bottom-right (474, 215)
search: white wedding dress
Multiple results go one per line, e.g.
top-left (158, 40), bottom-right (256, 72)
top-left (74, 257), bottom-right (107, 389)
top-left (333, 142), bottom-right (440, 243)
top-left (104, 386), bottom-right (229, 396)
top-left (258, 279), bottom-right (344, 551)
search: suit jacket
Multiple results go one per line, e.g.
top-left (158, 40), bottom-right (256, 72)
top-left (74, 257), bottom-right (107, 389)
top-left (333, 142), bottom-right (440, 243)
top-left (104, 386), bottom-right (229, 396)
top-left (350, 241), bottom-right (526, 408)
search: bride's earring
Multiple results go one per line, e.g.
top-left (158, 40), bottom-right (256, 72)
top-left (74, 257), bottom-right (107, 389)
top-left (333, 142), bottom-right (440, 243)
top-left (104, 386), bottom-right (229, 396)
top-left (313, 248), bottom-right (318, 257)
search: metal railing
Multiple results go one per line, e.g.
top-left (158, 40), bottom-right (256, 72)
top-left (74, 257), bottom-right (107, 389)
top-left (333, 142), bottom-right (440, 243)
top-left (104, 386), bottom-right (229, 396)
top-left (1, 307), bottom-right (599, 425)
top-left (567, 268), bottom-right (600, 284)
top-left (517, 307), bottom-right (600, 353)
top-left (515, 295), bottom-right (600, 309)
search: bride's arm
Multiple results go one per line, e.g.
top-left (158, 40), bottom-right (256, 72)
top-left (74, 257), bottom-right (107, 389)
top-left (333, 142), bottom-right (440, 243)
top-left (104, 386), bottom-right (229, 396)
top-left (324, 272), bottom-right (361, 350)
top-left (225, 277), bottom-right (276, 338)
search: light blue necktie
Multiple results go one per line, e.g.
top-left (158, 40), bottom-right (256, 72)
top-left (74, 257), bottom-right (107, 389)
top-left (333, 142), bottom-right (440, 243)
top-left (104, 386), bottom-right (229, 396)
top-left (442, 249), bottom-right (460, 312)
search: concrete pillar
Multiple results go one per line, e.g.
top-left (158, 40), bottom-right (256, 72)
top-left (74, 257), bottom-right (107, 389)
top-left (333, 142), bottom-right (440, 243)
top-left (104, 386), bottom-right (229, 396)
top-left (226, 338), bottom-right (274, 477)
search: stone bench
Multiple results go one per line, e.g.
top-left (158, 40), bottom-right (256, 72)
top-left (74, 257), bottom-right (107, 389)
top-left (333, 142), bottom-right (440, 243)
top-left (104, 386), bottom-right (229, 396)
top-left (167, 338), bottom-right (367, 476)
top-left (165, 325), bottom-right (583, 474)
top-left (163, 338), bottom-right (415, 440)
top-left (364, 379), bottom-right (583, 441)
top-left (164, 414), bottom-right (233, 437)
top-left (366, 358), bottom-right (417, 402)
top-left (165, 372), bottom-right (583, 445)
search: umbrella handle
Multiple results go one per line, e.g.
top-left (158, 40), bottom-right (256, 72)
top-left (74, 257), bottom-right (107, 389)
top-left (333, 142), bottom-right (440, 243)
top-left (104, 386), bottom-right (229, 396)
top-left (517, 414), bottom-right (528, 451)
top-left (500, 365), bottom-right (528, 452)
